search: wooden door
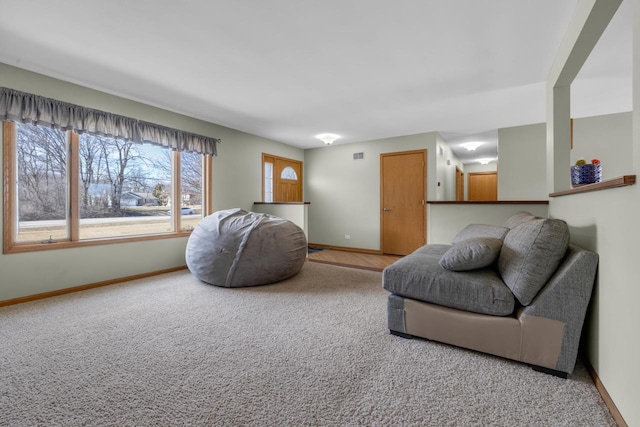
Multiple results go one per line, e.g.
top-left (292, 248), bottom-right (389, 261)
top-left (381, 150), bottom-right (426, 255)
top-left (263, 154), bottom-right (303, 202)
top-left (468, 172), bottom-right (497, 201)
top-left (456, 167), bottom-right (464, 201)
top-left (275, 158), bottom-right (302, 202)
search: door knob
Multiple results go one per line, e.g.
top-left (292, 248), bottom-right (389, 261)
top-left (383, 208), bottom-right (391, 211)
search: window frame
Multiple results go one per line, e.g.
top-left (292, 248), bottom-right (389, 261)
top-left (3, 121), bottom-right (212, 254)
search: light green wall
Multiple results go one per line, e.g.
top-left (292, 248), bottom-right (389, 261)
top-left (498, 123), bottom-right (548, 200)
top-left (427, 203), bottom-right (548, 244)
top-left (572, 112), bottom-right (633, 179)
top-left (547, 0), bottom-right (638, 425)
top-left (0, 63), bottom-right (302, 301)
top-left (304, 133), bottom-right (439, 250)
top-left (497, 113), bottom-right (633, 200)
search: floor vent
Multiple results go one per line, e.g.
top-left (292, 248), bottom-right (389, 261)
top-left (353, 152), bottom-right (364, 160)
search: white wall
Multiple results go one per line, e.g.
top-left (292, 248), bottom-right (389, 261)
top-left (0, 63), bottom-right (302, 301)
top-left (436, 133), bottom-right (463, 201)
top-left (498, 123), bottom-right (548, 200)
top-left (304, 132), bottom-right (439, 250)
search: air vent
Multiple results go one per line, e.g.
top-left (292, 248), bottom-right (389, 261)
top-left (353, 152), bottom-right (364, 160)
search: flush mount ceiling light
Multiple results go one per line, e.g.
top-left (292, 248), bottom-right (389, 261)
top-left (478, 158), bottom-right (494, 165)
top-left (460, 141), bottom-right (483, 151)
top-left (317, 133), bottom-right (340, 145)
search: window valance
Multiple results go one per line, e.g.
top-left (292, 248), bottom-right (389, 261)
top-left (0, 87), bottom-right (219, 156)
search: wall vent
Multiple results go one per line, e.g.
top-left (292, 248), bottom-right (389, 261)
top-left (353, 152), bottom-right (364, 160)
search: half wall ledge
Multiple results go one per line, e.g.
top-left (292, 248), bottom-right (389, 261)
top-left (549, 175), bottom-right (636, 197)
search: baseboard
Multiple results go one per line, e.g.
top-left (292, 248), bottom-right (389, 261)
top-left (308, 243), bottom-right (382, 255)
top-left (0, 266), bottom-right (188, 307)
top-left (584, 360), bottom-right (628, 427)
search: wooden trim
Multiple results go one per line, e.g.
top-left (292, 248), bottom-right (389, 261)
top-left (570, 118), bottom-right (574, 150)
top-left (4, 231), bottom-right (192, 254)
top-left (308, 243), bottom-right (383, 255)
top-left (584, 360), bottom-right (628, 427)
top-left (172, 151), bottom-right (181, 231)
top-left (0, 265), bottom-right (188, 307)
top-left (306, 258), bottom-right (384, 272)
top-left (3, 121), bottom-right (210, 254)
top-left (204, 155), bottom-right (213, 216)
top-left (3, 122), bottom-right (15, 253)
top-left (549, 175), bottom-right (636, 197)
top-left (428, 200), bottom-right (549, 205)
top-left (69, 132), bottom-right (80, 241)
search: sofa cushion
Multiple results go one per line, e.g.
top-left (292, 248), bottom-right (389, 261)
top-left (451, 223), bottom-right (509, 244)
top-left (439, 237), bottom-right (503, 271)
top-left (498, 217), bottom-right (570, 306)
top-left (503, 211), bottom-right (538, 229)
top-left (383, 245), bottom-right (515, 316)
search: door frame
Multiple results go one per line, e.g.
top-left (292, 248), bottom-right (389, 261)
top-left (455, 166), bottom-right (464, 201)
top-left (379, 149), bottom-right (427, 254)
top-left (262, 153), bottom-right (303, 202)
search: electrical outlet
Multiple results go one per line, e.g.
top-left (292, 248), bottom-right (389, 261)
top-left (344, 234), bottom-right (351, 240)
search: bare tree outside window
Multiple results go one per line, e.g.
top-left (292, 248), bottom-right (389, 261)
top-left (15, 123), bottom-right (68, 241)
top-left (78, 135), bottom-right (173, 239)
top-left (10, 122), bottom-right (206, 243)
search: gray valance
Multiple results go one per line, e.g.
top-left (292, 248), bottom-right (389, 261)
top-left (0, 87), bottom-right (219, 156)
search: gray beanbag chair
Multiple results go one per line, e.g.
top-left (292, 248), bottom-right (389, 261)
top-left (186, 208), bottom-right (308, 287)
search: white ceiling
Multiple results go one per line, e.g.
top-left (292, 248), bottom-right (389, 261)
top-left (0, 1), bottom-right (631, 163)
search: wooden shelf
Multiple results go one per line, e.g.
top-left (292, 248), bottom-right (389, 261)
top-left (549, 175), bottom-right (636, 197)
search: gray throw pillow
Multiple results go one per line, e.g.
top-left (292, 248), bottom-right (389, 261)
top-left (497, 217), bottom-right (570, 305)
top-left (503, 211), bottom-right (537, 229)
top-left (439, 237), bottom-right (503, 272)
top-left (451, 224), bottom-right (509, 245)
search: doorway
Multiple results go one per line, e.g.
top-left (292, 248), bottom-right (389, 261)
top-left (467, 171), bottom-right (497, 201)
top-left (380, 150), bottom-right (426, 255)
top-left (262, 154), bottom-right (303, 202)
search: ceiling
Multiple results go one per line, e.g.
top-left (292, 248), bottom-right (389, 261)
top-left (0, 1), bottom-right (631, 164)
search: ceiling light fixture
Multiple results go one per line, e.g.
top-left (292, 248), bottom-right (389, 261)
top-left (317, 133), bottom-right (340, 145)
top-left (478, 158), bottom-right (493, 165)
top-left (460, 142), bottom-right (483, 151)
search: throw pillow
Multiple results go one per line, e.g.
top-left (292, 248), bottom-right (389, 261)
top-left (439, 237), bottom-right (503, 272)
top-left (503, 211), bottom-right (538, 229)
top-left (497, 217), bottom-right (570, 305)
top-left (451, 224), bottom-right (509, 245)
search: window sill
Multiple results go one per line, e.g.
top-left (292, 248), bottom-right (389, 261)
top-left (3, 231), bottom-right (192, 254)
top-left (549, 175), bottom-right (636, 197)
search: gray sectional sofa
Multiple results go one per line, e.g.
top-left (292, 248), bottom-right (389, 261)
top-left (382, 211), bottom-right (598, 378)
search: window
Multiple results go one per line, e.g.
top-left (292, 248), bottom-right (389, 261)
top-left (264, 161), bottom-right (274, 202)
top-left (280, 166), bottom-right (298, 180)
top-left (3, 121), bottom-right (212, 253)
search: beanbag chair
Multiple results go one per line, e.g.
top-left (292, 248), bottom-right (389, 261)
top-left (186, 208), bottom-right (307, 287)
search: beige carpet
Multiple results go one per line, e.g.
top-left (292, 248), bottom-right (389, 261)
top-left (0, 262), bottom-right (615, 426)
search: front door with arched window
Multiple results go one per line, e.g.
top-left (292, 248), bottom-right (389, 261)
top-left (262, 153), bottom-right (303, 202)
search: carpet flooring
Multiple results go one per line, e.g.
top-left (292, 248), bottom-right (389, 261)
top-left (0, 262), bottom-right (615, 426)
